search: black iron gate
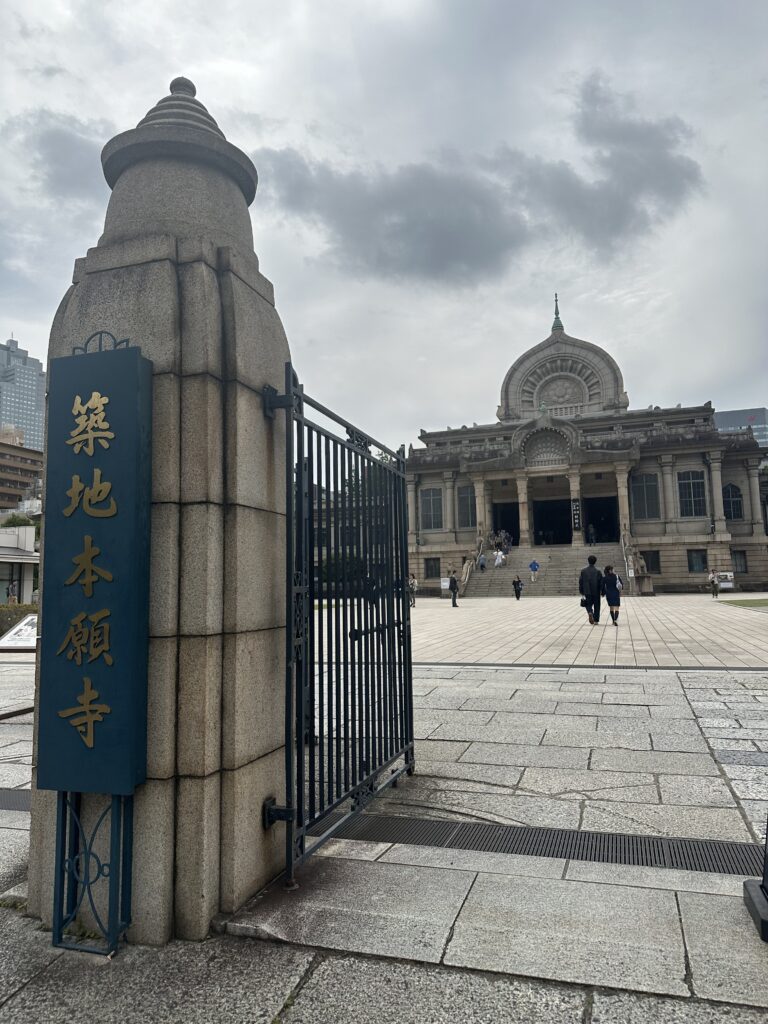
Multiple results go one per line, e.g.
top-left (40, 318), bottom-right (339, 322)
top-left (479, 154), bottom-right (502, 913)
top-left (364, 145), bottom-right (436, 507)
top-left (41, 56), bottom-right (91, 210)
top-left (264, 364), bottom-right (414, 884)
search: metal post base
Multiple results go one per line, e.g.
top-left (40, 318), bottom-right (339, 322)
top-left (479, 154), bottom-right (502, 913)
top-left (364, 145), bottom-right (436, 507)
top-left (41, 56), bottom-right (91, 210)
top-left (744, 879), bottom-right (768, 941)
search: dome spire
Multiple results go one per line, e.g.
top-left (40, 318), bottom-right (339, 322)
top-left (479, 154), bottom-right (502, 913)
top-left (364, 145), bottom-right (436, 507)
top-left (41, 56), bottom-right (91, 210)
top-left (552, 293), bottom-right (564, 332)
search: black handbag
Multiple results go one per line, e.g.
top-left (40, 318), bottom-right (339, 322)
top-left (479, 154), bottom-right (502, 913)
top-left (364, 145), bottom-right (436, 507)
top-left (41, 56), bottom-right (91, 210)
top-left (580, 598), bottom-right (588, 608)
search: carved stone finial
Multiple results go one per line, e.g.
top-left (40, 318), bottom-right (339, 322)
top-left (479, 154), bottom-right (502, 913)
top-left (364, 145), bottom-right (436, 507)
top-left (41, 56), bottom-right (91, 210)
top-left (169, 76), bottom-right (196, 97)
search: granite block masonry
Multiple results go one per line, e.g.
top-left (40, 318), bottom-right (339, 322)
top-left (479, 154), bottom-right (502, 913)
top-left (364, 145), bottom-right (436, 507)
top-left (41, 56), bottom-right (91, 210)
top-left (28, 77), bottom-right (290, 943)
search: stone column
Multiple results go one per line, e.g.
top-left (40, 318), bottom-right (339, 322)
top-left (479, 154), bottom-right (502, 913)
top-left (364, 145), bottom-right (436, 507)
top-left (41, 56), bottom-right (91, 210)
top-left (472, 477), bottom-right (485, 537)
top-left (708, 453), bottom-right (727, 533)
top-left (483, 482), bottom-right (494, 535)
top-left (443, 472), bottom-right (455, 532)
top-left (659, 455), bottom-right (676, 534)
top-left (406, 477), bottom-right (417, 537)
top-left (568, 471), bottom-right (581, 545)
top-left (29, 78), bottom-right (289, 944)
top-left (615, 465), bottom-right (631, 536)
top-left (516, 473), bottom-right (530, 545)
top-left (747, 460), bottom-right (765, 535)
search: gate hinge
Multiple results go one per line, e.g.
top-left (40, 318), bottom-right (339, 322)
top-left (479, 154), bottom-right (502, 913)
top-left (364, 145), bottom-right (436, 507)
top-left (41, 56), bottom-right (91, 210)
top-left (262, 385), bottom-right (294, 419)
top-left (262, 797), bottom-right (296, 829)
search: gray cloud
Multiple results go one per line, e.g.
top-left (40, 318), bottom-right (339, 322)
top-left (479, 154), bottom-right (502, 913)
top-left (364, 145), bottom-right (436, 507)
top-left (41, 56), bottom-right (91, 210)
top-left (255, 73), bottom-right (702, 282)
top-left (2, 110), bottom-right (112, 202)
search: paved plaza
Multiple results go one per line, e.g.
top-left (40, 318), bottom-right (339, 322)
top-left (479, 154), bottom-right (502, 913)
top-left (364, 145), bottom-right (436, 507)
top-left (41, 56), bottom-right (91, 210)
top-left (411, 593), bottom-right (768, 668)
top-left (3, 613), bottom-right (768, 1018)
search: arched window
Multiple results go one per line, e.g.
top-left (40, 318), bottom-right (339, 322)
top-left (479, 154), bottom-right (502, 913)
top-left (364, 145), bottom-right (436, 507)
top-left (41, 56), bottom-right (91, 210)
top-left (723, 483), bottom-right (743, 521)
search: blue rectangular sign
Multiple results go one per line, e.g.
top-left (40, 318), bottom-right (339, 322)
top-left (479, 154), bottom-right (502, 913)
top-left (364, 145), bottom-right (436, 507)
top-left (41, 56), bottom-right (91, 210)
top-left (38, 346), bottom-right (152, 795)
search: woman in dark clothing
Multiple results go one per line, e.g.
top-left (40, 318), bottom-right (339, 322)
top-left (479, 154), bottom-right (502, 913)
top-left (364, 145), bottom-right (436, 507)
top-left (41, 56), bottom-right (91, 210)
top-left (513, 576), bottom-right (523, 600)
top-left (603, 565), bottom-right (622, 626)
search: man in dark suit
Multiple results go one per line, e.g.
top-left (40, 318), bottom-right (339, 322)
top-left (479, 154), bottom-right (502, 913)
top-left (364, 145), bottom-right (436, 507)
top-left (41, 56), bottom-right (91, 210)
top-left (579, 554), bottom-right (603, 625)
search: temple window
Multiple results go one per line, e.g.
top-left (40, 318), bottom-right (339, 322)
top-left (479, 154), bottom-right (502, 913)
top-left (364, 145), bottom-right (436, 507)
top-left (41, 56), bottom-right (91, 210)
top-left (687, 549), bottom-right (708, 573)
top-left (420, 487), bottom-right (443, 530)
top-left (457, 485), bottom-right (476, 528)
top-left (723, 483), bottom-right (744, 520)
top-left (424, 557), bottom-right (441, 578)
top-left (732, 550), bottom-right (748, 573)
top-left (630, 473), bottom-right (660, 520)
top-left (678, 471), bottom-right (707, 517)
top-left (640, 550), bottom-right (661, 574)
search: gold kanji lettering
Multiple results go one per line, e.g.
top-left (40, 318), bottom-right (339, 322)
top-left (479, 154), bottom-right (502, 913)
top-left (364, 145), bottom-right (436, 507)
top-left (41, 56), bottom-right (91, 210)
top-left (58, 677), bottom-right (111, 749)
top-left (67, 392), bottom-right (114, 456)
top-left (56, 608), bottom-right (113, 667)
top-left (63, 468), bottom-right (117, 518)
top-left (64, 535), bottom-right (113, 598)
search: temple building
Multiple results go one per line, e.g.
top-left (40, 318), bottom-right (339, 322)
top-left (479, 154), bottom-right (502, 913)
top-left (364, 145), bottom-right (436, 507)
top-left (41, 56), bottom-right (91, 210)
top-left (406, 299), bottom-right (768, 594)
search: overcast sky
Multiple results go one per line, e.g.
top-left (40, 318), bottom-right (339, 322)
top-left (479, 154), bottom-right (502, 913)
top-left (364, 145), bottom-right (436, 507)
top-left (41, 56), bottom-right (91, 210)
top-left (2, 1), bottom-right (766, 448)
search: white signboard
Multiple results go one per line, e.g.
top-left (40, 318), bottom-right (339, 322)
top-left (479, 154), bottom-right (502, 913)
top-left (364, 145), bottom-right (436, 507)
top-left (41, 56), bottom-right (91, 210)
top-left (627, 569), bottom-right (635, 578)
top-left (440, 577), bottom-right (451, 590)
top-left (716, 571), bottom-right (735, 591)
top-left (0, 614), bottom-right (38, 651)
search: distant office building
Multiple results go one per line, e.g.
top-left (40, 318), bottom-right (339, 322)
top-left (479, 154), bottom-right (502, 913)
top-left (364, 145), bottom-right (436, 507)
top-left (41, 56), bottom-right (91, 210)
top-left (715, 408), bottom-right (768, 447)
top-left (0, 440), bottom-right (43, 512)
top-left (0, 338), bottom-right (46, 450)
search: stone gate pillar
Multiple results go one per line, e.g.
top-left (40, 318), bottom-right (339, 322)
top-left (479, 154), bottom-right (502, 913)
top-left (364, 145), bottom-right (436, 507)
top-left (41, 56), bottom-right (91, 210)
top-left (28, 78), bottom-right (290, 943)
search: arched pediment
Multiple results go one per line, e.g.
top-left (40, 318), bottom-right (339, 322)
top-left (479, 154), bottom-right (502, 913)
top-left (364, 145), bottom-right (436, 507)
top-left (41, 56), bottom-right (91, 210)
top-left (498, 326), bottom-right (629, 422)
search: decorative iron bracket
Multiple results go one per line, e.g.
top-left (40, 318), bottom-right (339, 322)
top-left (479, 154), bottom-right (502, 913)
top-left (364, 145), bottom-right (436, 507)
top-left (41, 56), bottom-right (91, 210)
top-left (262, 796), bottom-right (297, 829)
top-left (262, 385), bottom-right (295, 420)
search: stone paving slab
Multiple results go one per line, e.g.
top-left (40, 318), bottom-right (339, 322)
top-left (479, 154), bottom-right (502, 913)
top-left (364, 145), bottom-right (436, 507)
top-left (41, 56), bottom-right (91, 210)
top-left (378, 843), bottom-right (566, 878)
top-left (443, 874), bottom-right (689, 996)
top-left (591, 990), bottom-right (768, 1022)
top-left (0, 908), bottom-right (312, 1024)
top-left (679, 893), bottom-right (768, 1007)
top-left (411, 596), bottom-right (768, 668)
top-left (282, 956), bottom-right (586, 1024)
top-left (581, 802), bottom-right (752, 841)
top-left (228, 857), bottom-right (474, 963)
top-left (565, 860), bottom-right (746, 897)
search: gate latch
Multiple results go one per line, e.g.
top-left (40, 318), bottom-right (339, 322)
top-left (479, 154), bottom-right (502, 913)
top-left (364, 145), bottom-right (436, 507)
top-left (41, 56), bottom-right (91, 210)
top-left (262, 796), bottom-right (296, 829)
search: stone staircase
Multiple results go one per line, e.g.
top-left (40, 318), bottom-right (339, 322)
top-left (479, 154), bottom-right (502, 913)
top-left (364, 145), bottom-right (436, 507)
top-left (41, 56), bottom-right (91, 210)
top-left (464, 543), bottom-right (626, 598)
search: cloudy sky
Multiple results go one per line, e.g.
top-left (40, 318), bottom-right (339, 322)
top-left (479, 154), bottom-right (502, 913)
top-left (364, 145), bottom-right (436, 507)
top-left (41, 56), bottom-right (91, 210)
top-left (2, 1), bottom-right (766, 448)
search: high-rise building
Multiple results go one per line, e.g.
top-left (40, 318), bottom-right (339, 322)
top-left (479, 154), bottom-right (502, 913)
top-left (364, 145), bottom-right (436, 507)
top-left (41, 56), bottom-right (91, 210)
top-left (0, 338), bottom-right (46, 450)
top-left (715, 408), bottom-right (768, 447)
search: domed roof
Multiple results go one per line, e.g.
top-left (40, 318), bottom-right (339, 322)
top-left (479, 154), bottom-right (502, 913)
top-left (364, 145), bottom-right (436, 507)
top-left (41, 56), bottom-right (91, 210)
top-left (498, 297), bottom-right (629, 422)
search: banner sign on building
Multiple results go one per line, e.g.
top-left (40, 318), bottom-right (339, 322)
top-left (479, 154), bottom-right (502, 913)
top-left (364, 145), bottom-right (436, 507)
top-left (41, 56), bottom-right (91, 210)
top-left (38, 347), bottom-right (152, 795)
top-left (571, 498), bottom-right (582, 533)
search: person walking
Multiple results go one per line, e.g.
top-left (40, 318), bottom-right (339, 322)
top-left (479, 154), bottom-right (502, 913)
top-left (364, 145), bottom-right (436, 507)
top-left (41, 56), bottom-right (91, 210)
top-left (6, 580), bottom-right (17, 605)
top-left (513, 575), bottom-right (523, 600)
top-left (708, 570), bottom-right (719, 599)
top-left (407, 572), bottom-right (418, 608)
top-left (529, 558), bottom-right (540, 583)
top-left (448, 570), bottom-right (459, 607)
top-left (603, 564), bottom-right (623, 626)
top-left (478, 553), bottom-right (487, 573)
top-left (578, 554), bottom-right (603, 625)
top-left (494, 549), bottom-right (504, 569)
top-left (587, 523), bottom-right (597, 546)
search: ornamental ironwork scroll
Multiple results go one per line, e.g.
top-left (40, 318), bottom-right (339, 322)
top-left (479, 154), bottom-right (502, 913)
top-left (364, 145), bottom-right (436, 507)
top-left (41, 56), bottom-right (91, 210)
top-left (39, 343), bottom-right (152, 954)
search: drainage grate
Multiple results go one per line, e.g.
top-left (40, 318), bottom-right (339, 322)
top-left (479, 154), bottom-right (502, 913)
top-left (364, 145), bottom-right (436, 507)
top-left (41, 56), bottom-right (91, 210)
top-left (0, 788), bottom-right (31, 812)
top-left (309, 811), bottom-right (764, 876)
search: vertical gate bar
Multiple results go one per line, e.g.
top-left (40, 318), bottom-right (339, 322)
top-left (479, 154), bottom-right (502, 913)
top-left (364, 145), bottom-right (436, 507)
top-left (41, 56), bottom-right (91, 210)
top-left (283, 362), bottom-right (297, 884)
top-left (120, 795), bottom-right (134, 930)
top-left (332, 439), bottom-right (342, 800)
top-left (354, 446), bottom-right (365, 788)
top-left (306, 426), bottom-right (316, 821)
top-left (324, 433), bottom-right (334, 806)
top-left (52, 790), bottom-right (67, 945)
top-left (398, 448), bottom-right (415, 767)
top-left (316, 430), bottom-right (325, 814)
top-left (346, 443), bottom-right (358, 787)
top-left (383, 461), bottom-right (396, 760)
top-left (360, 448), bottom-right (372, 779)
top-left (394, 459), bottom-right (407, 753)
top-left (107, 794), bottom-right (122, 954)
top-left (64, 792), bottom-right (81, 925)
top-left (369, 454), bottom-right (380, 772)
top-left (295, 414), bottom-right (307, 841)
top-left (340, 441), bottom-right (350, 792)
top-left (373, 457), bottom-right (385, 768)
